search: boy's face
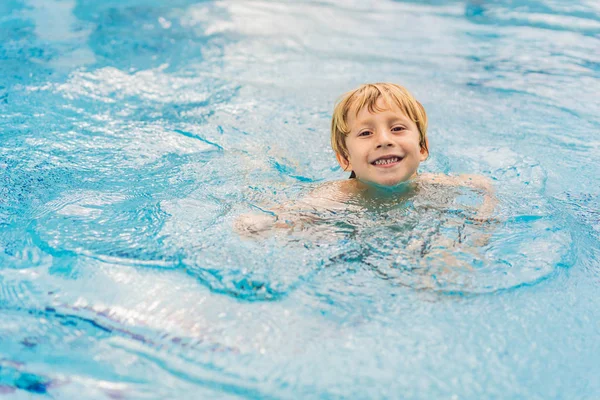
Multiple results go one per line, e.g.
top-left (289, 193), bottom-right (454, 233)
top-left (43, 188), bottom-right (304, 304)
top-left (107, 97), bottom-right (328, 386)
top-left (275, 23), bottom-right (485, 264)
top-left (337, 98), bottom-right (428, 186)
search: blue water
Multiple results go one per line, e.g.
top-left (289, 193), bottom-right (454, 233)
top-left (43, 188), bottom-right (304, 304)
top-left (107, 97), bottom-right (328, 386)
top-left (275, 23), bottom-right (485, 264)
top-left (1, 0), bottom-right (599, 398)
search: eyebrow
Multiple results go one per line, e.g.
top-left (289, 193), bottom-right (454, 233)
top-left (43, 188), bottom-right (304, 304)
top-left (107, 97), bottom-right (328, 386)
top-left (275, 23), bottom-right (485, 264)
top-left (352, 113), bottom-right (410, 130)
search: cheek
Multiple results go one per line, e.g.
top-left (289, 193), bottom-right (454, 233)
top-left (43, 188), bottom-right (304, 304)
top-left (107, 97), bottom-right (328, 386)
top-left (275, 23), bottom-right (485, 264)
top-left (405, 137), bottom-right (422, 152)
top-left (345, 141), bottom-right (363, 160)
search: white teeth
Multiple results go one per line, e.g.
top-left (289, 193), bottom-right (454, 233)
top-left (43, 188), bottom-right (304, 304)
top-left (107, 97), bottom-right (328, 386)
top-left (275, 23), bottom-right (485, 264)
top-left (373, 157), bottom-right (400, 165)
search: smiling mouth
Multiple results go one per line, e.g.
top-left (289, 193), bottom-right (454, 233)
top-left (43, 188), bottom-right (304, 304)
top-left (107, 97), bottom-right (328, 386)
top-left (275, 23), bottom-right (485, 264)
top-left (371, 156), bottom-right (403, 166)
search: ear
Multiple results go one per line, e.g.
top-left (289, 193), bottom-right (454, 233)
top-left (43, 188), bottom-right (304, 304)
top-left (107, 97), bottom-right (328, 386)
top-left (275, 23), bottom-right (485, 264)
top-left (336, 152), bottom-right (352, 172)
top-left (419, 137), bottom-right (429, 161)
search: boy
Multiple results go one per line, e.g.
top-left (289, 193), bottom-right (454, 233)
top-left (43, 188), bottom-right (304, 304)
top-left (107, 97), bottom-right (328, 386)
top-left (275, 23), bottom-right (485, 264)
top-left (236, 83), bottom-right (496, 235)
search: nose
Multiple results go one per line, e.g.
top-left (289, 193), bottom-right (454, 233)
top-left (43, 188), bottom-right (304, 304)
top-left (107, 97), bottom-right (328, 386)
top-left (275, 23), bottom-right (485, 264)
top-left (375, 130), bottom-right (394, 149)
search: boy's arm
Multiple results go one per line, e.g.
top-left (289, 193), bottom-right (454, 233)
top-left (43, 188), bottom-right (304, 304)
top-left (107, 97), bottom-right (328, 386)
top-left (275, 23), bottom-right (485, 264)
top-left (234, 211), bottom-right (278, 235)
top-left (234, 203), bottom-right (308, 236)
top-left (234, 181), bottom-right (353, 237)
top-left (419, 173), bottom-right (498, 222)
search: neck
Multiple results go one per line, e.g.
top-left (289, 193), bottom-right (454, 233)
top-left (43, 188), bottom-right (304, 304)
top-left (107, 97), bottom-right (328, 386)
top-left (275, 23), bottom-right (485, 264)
top-left (354, 178), bottom-right (417, 198)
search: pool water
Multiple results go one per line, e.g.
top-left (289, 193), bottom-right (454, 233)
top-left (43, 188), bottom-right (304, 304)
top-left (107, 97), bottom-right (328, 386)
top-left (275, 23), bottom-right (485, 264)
top-left (1, 0), bottom-right (599, 398)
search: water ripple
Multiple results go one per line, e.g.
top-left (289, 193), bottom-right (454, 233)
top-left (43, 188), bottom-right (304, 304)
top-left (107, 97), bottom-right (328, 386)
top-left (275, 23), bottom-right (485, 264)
top-left (1, 0), bottom-right (599, 397)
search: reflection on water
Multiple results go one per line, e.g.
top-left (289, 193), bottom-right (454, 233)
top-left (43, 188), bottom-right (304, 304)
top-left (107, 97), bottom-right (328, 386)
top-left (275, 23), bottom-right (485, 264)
top-left (0, 0), bottom-right (599, 398)
top-left (23, 0), bottom-right (96, 69)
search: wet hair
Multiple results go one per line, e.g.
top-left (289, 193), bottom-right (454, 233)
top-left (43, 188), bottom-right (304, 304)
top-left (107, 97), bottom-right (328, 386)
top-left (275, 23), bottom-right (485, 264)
top-left (330, 83), bottom-right (428, 178)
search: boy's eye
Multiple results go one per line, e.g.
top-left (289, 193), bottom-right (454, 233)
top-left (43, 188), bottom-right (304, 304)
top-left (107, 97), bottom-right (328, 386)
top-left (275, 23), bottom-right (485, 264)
top-left (358, 130), bottom-right (372, 137)
top-left (391, 126), bottom-right (406, 132)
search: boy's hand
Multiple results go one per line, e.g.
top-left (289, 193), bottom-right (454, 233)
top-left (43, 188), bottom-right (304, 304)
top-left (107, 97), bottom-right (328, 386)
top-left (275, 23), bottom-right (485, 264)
top-left (461, 175), bottom-right (497, 223)
top-left (234, 211), bottom-right (314, 237)
top-left (234, 213), bottom-right (277, 235)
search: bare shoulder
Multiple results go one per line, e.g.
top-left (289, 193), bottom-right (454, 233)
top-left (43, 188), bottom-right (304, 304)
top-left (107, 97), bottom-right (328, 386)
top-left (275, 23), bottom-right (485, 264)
top-left (308, 179), bottom-right (364, 200)
top-left (418, 173), bottom-right (498, 222)
top-left (417, 172), bottom-right (458, 186)
top-left (298, 179), bottom-right (364, 210)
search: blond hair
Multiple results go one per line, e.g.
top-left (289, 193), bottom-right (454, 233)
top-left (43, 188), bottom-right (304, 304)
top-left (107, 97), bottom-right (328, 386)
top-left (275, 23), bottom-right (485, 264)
top-left (331, 83), bottom-right (428, 160)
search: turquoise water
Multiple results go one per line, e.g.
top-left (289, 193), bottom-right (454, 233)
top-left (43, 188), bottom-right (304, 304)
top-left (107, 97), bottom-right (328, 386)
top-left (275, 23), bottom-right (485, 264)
top-left (1, 0), bottom-right (599, 398)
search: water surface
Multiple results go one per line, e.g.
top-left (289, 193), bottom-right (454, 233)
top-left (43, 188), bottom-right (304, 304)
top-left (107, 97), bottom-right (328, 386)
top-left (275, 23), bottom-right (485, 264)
top-left (1, 0), bottom-right (599, 398)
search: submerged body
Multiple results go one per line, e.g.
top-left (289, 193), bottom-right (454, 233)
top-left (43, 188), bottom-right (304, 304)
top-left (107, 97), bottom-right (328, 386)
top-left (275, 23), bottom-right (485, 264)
top-left (235, 172), bottom-right (497, 292)
top-left (235, 172), bottom-right (496, 236)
